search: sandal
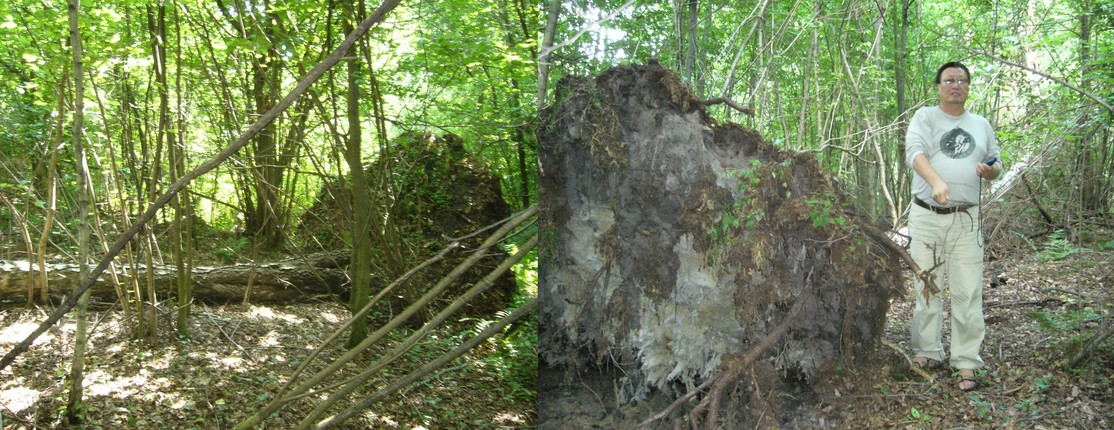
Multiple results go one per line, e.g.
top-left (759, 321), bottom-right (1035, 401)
top-left (957, 370), bottom-right (979, 391)
top-left (913, 357), bottom-right (944, 370)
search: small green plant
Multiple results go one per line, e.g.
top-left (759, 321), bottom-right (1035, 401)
top-left (216, 236), bottom-right (250, 263)
top-left (1033, 374), bottom-right (1052, 391)
top-left (713, 166), bottom-right (768, 229)
top-left (907, 406), bottom-right (933, 427)
top-left (1029, 309), bottom-right (1100, 338)
top-left (806, 198), bottom-right (845, 228)
top-left (459, 307), bottom-right (538, 406)
top-left (1014, 397), bottom-right (1040, 416)
top-left (1036, 229), bottom-right (1086, 261)
top-left (1029, 308), bottom-right (1102, 352)
top-left (968, 394), bottom-right (995, 419)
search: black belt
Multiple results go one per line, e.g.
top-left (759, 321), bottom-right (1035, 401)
top-left (914, 197), bottom-right (973, 215)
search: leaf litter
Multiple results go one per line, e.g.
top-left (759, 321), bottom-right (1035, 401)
top-left (0, 301), bottom-right (534, 429)
top-left (824, 249), bottom-right (1114, 429)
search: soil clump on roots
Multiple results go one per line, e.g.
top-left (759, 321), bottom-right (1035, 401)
top-left (537, 62), bottom-right (905, 428)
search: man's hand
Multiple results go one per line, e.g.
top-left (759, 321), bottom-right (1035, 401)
top-left (930, 181), bottom-right (951, 205)
top-left (976, 162), bottom-right (1000, 180)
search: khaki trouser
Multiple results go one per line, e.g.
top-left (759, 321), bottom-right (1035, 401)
top-left (909, 203), bottom-right (985, 370)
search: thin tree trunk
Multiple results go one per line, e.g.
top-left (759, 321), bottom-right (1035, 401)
top-left (894, 0), bottom-right (909, 135)
top-left (684, 0), bottom-right (697, 86)
top-left (37, 74), bottom-right (68, 304)
top-left (89, 78), bottom-right (133, 322)
top-left (893, 0), bottom-right (911, 217)
top-left (343, 0), bottom-right (373, 348)
top-left (141, 3), bottom-right (169, 344)
top-left (171, 4), bottom-right (193, 338)
top-left (538, 0), bottom-right (560, 111)
top-left (1076, 3), bottom-right (1106, 216)
top-left (118, 57), bottom-right (147, 337)
top-left (65, 0), bottom-right (92, 421)
top-left (497, 0), bottom-right (535, 210)
top-left (796, 3), bottom-right (818, 150)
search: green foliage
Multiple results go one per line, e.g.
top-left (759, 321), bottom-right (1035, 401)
top-left (906, 406), bottom-right (933, 427)
top-left (506, 241), bottom-right (538, 299)
top-left (1034, 374), bottom-right (1053, 392)
top-left (707, 166), bottom-right (767, 262)
top-left (457, 306), bottom-right (538, 406)
top-left (1036, 230), bottom-right (1088, 261)
top-left (490, 314), bottom-right (538, 405)
top-left (806, 198), bottom-right (846, 229)
top-left (216, 237), bottom-right (250, 264)
top-left (0, 0), bottom-right (537, 260)
top-left (553, 0), bottom-right (1112, 237)
top-left (967, 393), bottom-right (996, 420)
top-left (1028, 307), bottom-right (1105, 357)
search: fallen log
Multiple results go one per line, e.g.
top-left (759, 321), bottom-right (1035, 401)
top-left (0, 251), bottom-right (351, 304)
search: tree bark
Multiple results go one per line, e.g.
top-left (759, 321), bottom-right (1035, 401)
top-left (66, 0), bottom-right (91, 421)
top-left (343, 0), bottom-right (373, 348)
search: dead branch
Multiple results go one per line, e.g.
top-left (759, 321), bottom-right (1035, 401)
top-left (1022, 174), bottom-right (1057, 227)
top-left (1065, 327), bottom-right (1113, 369)
top-left (293, 234), bottom-right (539, 428)
top-left (986, 299), bottom-right (1059, 309)
top-left (232, 207), bottom-right (537, 430)
top-left (313, 298), bottom-right (538, 429)
top-left (857, 223), bottom-right (940, 296)
top-left (696, 97), bottom-right (756, 117)
top-left (883, 341), bottom-right (934, 381)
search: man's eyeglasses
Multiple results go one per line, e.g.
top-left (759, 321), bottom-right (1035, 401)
top-left (941, 79), bottom-right (969, 87)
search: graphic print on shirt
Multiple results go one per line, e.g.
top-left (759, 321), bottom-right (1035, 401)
top-left (940, 127), bottom-right (976, 159)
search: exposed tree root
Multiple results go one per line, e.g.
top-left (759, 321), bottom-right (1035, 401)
top-left (883, 341), bottom-right (934, 381)
top-left (857, 222), bottom-right (941, 298)
top-left (640, 294), bottom-right (811, 429)
top-left (697, 97), bottom-right (756, 117)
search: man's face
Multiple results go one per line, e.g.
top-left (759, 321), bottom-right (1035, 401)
top-left (937, 67), bottom-right (969, 107)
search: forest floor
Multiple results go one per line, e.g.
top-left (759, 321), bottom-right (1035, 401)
top-left (827, 248), bottom-right (1114, 429)
top-left (539, 247), bottom-right (1114, 429)
top-left (0, 300), bottom-right (536, 429)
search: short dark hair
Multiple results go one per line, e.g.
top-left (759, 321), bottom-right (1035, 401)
top-left (935, 61), bottom-right (970, 84)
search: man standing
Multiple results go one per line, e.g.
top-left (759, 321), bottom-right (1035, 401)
top-left (905, 61), bottom-right (1001, 391)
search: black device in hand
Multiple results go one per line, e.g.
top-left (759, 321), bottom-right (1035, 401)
top-left (984, 156), bottom-right (997, 166)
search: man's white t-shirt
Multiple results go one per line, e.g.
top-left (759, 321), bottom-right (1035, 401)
top-left (905, 106), bottom-right (1000, 207)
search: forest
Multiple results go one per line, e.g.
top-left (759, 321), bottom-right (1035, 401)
top-left (538, 0), bottom-right (1113, 429)
top-left (1, 0), bottom-right (538, 428)
top-left (0, 0), bottom-right (1111, 428)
